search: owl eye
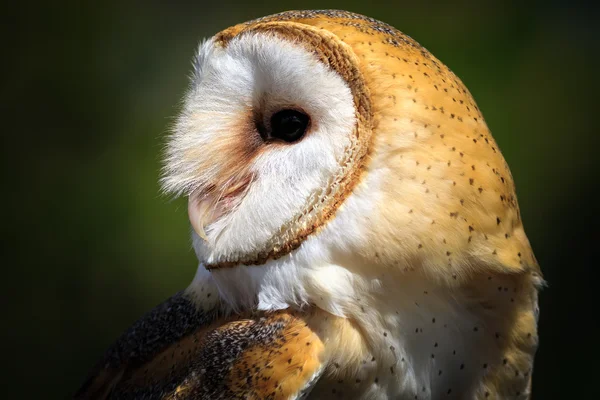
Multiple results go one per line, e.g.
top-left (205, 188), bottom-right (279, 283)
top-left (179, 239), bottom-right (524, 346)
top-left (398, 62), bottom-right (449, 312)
top-left (269, 109), bottom-right (310, 143)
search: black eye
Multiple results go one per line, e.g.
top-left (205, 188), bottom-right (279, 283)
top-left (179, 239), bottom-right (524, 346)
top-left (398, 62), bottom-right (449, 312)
top-left (269, 109), bottom-right (310, 143)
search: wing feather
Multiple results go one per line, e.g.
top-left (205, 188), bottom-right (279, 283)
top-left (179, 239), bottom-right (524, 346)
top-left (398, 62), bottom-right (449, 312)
top-left (74, 290), bottom-right (326, 400)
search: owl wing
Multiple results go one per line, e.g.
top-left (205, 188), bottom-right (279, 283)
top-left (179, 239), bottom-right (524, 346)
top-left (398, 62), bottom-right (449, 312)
top-left (74, 288), bottom-right (325, 400)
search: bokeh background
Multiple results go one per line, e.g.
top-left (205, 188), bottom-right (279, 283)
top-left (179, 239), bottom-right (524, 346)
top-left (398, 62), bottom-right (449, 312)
top-left (4, 0), bottom-right (598, 398)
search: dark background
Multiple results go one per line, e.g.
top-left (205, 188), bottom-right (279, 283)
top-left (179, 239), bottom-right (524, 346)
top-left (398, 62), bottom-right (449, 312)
top-left (3, 1), bottom-right (598, 398)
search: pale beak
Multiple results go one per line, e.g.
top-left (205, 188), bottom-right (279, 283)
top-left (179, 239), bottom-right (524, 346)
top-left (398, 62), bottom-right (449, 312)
top-left (188, 193), bottom-right (213, 242)
top-left (187, 174), bottom-right (253, 242)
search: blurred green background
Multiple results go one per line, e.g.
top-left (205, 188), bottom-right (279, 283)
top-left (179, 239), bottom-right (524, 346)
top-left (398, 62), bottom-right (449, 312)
top-left (3, 0), bottom-right (598, 398)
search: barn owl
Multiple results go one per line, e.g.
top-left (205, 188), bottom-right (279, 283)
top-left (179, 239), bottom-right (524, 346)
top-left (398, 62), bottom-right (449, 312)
top-left (76, 10), bottom-right (543, 400)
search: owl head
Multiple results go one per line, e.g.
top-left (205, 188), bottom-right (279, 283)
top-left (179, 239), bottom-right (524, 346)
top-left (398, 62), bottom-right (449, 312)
top-left (162, 11), bottom-right (539, 311)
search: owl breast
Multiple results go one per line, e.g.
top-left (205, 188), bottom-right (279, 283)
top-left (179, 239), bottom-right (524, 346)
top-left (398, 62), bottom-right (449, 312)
top-left (303, 266), bottom-right (537, 399)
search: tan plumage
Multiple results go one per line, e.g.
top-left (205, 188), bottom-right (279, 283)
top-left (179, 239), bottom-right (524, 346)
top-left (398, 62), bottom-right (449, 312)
top-left (76, 10), bottom-right (542, 399)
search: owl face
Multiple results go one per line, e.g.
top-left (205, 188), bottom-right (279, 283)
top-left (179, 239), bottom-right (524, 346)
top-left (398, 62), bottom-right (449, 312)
top-left (163, 31), bottom-right (363, 267)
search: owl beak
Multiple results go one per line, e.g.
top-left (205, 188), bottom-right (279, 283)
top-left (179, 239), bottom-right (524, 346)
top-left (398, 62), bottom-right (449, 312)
top-left (188, 193), bottom-right (213, 242)
top-left (187, 175), bottom-right (253, 242)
